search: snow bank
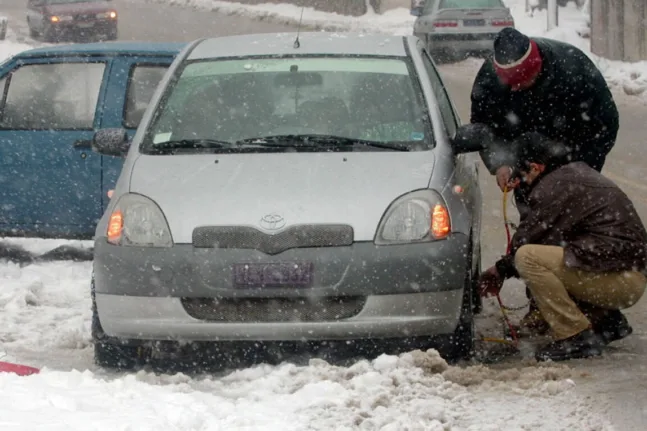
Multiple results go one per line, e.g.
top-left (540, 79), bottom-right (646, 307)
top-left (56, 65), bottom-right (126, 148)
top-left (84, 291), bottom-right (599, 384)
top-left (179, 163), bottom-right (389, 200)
top-left (0, 348), bottom-right (614, 430)
top-left (135, 0), bottom-right (417, 35)
top-left (0, 40), bottom-right (36, 63)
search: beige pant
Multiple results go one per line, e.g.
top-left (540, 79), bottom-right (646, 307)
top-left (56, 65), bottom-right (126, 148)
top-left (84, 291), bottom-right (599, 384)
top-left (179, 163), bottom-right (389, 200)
top-left (514, 245), bottom-right (647, 340)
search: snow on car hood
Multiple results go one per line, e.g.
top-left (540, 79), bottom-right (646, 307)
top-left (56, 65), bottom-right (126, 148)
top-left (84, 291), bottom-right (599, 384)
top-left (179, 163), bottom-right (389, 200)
top-left (129, 151), bottom-right (436, 243)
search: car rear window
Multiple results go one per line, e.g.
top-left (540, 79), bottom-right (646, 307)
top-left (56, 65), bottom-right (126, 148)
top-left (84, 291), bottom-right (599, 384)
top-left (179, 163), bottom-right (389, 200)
top-left (439, 0), bottom-right (504, 8)
top-left (144, 56), bottom-right (432, 153)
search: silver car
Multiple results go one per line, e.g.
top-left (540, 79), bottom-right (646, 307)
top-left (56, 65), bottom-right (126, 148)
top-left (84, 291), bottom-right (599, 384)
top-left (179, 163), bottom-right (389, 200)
top-left (90, 32), bottom-right (483, 370)
top-left (413, 0), bottom-right (515, 61)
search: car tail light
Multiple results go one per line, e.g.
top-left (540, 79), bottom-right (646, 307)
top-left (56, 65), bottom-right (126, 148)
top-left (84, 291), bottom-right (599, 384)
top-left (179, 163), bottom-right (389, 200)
top-left (491, 20), bottom-right (514, 27)
top-left (431, 204), bottom-right (450, 239)
top-left (433, 20), bottom-right (458, 28)
top-left (107, 210), bottom-right (123, 244)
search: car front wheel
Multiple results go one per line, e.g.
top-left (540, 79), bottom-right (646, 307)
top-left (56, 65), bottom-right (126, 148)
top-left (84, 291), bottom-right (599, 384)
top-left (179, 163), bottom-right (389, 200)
top-left (91, 277), bottom-right (150, 370)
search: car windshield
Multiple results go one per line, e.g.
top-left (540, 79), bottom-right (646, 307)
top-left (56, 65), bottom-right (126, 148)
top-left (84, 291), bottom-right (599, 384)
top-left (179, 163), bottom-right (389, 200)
top-left (439, 0), bottom-right (504, 8)
top-left (143, 56), bottom-right (433, 153)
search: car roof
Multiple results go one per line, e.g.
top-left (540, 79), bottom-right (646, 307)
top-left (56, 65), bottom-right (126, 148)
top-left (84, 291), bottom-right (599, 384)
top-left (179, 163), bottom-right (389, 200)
top-left (14, 42), bottom-right (186, 59)
top-left (188, 32), bottom-right (410, 60)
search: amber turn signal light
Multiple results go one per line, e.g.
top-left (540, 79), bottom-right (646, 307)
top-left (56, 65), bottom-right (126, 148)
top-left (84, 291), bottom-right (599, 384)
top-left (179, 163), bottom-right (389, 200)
top-left (107, 210), bottom-right (123, 244)
top-left (431, 204), bottom-right (450, 239)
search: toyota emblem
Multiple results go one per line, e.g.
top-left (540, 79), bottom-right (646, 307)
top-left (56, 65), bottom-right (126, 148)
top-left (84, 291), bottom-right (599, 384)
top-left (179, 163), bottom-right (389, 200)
top-left (259, 213), bottom-right (286, 231)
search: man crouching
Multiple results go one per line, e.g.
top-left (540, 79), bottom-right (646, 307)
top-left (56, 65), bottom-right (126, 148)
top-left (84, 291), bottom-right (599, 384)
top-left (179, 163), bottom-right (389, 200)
top-left (479, 132), bottom-right (647, 362)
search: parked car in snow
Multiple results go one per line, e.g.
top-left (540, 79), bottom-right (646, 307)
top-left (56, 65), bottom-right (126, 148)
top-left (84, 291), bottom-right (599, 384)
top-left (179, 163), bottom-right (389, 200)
top-left (90, 32), bottom-right (484, 370)
top-left (412, 0), bottom-right (515, 61)
top-left (0, 42), bottom-right (184, 239)
top-left (27, 0), bottom-right (119, 42)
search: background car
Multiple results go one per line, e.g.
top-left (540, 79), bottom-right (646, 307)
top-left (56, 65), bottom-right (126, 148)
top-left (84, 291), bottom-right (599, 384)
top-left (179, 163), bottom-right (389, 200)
top-left (90, 32), bottom-right (484, 370)
top-left (412, 0), bottom-right (515, 62)
top-left (26, 0), bottom-right (118, 42)
top-left (0, 42), bottom-right (183, 239)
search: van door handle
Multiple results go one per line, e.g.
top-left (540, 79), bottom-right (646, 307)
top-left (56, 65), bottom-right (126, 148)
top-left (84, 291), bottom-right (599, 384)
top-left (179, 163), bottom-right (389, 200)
top-left (73, 139), bottom-right (93, 149)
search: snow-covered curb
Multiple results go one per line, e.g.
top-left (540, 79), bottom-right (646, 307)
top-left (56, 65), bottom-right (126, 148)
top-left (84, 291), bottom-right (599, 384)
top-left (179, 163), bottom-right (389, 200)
top-left (135, 0), bottom-right (417, 35)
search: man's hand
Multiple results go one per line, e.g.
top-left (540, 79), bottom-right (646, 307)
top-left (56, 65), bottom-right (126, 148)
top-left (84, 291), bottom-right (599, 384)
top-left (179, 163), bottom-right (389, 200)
top-left (495, 166), bottom-right (513, 192)
top-left (478, 266), bottom-right (503, 298)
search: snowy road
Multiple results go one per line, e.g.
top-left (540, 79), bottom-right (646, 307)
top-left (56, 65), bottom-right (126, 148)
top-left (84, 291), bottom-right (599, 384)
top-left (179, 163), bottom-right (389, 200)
top-left (0, 0), bottom-right (644, 428)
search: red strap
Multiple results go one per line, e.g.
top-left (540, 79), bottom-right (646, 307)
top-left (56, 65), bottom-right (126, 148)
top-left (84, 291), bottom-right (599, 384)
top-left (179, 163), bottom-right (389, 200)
top-left (0, 361), bottom-right (40, 376)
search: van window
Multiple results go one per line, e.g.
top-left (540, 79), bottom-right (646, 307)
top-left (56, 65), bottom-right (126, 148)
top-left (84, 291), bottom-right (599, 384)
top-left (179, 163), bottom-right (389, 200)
top-left (0, 62), bottom-right (105, 130)
top-left (123, 65), bottom-right (168, 129)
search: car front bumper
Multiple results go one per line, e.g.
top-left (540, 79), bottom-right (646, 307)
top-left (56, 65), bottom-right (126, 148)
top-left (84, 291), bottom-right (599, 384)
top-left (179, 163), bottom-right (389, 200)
top-left (48, 19), bottom-right (116, 36)
top-left (93, 233), bottom-right (470, 342)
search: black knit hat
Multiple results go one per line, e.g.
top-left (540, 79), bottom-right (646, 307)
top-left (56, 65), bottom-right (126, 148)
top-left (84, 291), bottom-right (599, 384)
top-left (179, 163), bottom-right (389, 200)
top-left (494, 27), bottom-right (531, 66)
top-left (513, 132), bottom-right (570, 174)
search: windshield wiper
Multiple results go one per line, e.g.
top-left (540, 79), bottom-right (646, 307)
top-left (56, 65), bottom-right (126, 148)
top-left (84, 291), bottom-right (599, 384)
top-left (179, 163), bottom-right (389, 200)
top-left (237, 135), bottom-right (411, 152)
top-left (149, 139), bottom-right (234, 154)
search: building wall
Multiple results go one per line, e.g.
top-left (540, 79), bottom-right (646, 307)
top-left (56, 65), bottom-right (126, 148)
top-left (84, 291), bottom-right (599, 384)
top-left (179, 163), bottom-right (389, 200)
top-left (591, 0), bottom-right (647, 61)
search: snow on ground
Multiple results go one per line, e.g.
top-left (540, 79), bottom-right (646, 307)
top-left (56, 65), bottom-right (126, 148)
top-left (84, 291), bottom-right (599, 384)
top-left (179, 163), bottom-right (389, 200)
top-left (0, 241), bottom-right (617, 430)
top-left (0, 39), bottom-right (36, 62)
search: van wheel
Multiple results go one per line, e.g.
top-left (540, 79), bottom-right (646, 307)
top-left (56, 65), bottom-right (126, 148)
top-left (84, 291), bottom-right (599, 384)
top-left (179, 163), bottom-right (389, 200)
top-left (91, 277), bottom-right (149, 370)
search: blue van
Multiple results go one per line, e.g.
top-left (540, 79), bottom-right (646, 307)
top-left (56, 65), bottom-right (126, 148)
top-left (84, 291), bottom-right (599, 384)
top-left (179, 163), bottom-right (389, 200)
top-left (0, 42), bottom-right (184, 239)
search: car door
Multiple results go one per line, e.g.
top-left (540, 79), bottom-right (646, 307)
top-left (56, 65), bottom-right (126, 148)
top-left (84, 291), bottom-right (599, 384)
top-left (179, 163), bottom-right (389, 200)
top-left (419, 48), bottom-right (481, 221)
top-left (98, 55), bottom-right (174, 212)
top-left (26, 0), bottom-right (45, 32)
top-left (0, 55), bottom-right (111, 238)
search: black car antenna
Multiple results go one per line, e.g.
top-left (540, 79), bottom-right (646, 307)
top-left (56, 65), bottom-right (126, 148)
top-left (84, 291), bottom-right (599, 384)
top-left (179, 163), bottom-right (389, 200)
top-left (294, 6), bottom-right (305, 48)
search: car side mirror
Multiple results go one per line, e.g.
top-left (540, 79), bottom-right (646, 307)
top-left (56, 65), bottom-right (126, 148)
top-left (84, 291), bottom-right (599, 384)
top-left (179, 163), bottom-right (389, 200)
top-left (450, 124), bottom-right (492, 154)
top-left (410, 7), bottom-right (423, 16)
top-left (92, 128), bottom-right (130, 157)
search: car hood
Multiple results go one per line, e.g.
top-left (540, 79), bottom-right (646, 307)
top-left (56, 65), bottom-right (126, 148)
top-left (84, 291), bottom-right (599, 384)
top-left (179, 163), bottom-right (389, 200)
top-left (45, 2), bottom-right (113, 15)
top-left (129, 152), bottom-right (436, 243)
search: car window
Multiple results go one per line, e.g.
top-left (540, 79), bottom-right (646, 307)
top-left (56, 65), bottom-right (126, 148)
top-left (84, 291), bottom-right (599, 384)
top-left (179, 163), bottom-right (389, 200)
top-left (0, 62), bottom-right (105, 130)
top-left (422, 0), bottom-right (436, 13)
top-left (123, 65), bottom-right (168, 129)
top-left (420, 51), bottom-right (457, 136)
top-left (439, 0), bottom-right (504, 8)
top-left (145, 56), bottom-right (433, 152)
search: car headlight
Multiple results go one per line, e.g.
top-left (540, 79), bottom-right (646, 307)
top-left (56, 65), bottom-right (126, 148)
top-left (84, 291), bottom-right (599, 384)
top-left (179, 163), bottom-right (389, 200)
top-left (374, 189), bottom-right (451, 245)
top-left (50, 15), bottom-right (73, 22)
top-left (96, 11), bottom-right (117, 19)
top-left (107, 193), bottom-right (172, 247)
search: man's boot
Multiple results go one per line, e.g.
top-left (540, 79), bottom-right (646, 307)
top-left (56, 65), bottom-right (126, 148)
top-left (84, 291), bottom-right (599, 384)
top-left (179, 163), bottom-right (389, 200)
top-left (574, 299), bottom-right (633, 345)
top-left (518, 296), bottom-right (550, 336)
top-left (535, 328), bottom-right (603, 362)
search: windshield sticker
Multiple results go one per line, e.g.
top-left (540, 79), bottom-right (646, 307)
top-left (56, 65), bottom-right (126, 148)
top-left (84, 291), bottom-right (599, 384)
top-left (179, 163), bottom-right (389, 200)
top-left (153, 132), bottom-right (172, 143)
top-left (410, 132), bottom-right (424, 141)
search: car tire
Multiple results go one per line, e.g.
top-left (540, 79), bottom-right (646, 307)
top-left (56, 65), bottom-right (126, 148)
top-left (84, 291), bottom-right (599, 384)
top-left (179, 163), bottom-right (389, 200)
top-left (434, 237), bottom-right (477, 362)
top-left (42, 25), bottom-right (55, 43)
top-left (91, 276), bottom-right (149, 370)
top-left (27, 18), bottom-right (38, 38)
top-left (105, 26), bottom-right (118, 41)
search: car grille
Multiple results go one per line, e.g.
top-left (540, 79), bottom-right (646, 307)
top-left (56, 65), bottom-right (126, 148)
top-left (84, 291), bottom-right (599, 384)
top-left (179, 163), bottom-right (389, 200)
top-left (192, 225), bottom-right (354, 255)
top-left (181, 296), bottom-right (367, 322)
top-left (75, 13), bottom-right (95, 21)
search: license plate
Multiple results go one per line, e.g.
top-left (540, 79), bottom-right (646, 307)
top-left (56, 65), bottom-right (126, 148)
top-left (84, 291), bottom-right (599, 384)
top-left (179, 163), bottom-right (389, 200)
top-left (77, 22), bottom-right (95, 28)
top-left (233, 262), bottom-right (314, 287)
top-left (463, 19), bottom-right (485, 26)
